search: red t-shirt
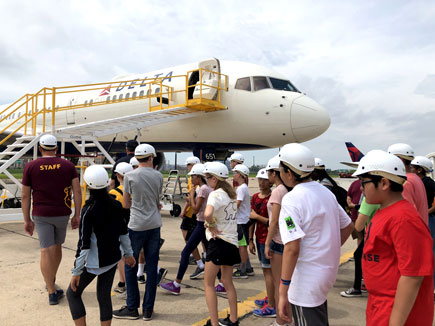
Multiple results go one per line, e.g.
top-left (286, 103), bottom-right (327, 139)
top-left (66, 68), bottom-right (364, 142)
top-left (22, 157), bottom-right (79, 217)
top-left (362, 200), bottom-right (434, 326)
top-left (347, 179), bottom-right (362, 221)
top-left (403, 173), bottom-right (429, 225)
top-left (251, 192), bottom-right (270, 244)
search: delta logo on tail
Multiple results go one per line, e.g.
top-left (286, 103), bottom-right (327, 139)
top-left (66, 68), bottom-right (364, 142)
top-left (340, 142), bottom-right (365, 168)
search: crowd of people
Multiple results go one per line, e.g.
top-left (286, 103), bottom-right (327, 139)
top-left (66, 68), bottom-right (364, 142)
top-left (21, 134), bottom-right (435, 326)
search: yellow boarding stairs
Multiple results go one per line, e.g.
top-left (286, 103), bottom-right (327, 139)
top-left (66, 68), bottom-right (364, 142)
top-left (0, 68), bottom-right (228, 204)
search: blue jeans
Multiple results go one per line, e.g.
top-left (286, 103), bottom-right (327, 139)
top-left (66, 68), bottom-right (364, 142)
top-left (125, 227), bottom-right (160, 312)
top-left (429, 214), bottom-right (435, 288)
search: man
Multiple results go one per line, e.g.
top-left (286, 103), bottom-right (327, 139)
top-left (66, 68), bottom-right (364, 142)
top-left (353, 150), bottom-right (434, 325)
top-left (113, 143), bottom-right (163, 321)
top-left (22, 134), bottom-right (82, 305)
top-left (110, 139), bottom-right (138, 189)
top-left (388, 143), bottom-right (428, 224)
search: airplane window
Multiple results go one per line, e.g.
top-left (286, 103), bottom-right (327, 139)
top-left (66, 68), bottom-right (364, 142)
top-left (132, 92), bottom-right (137, 98)
top-left (139, 90), bottom-right (144, 97)
top-left (112, 95), bottom-right (117, 101)
top-left (269, 77), bottom-right (298, 92)
top-left (106, 96), bottom-right (110, 102)
top-left (146, 90), bottom-right (150, 96)
top-left (119, 94), bottom-right (123, 100)
top-left (89, 99), bottom-right (93, 104)
top-left (125, 93), bottom-right (130, 99)
top-left (253, 76), bottom-right (271, 91)
top-left (11, 113), bottom-right (15, 119)
top-left (235, 77), bottom-right (251, 91)
top-left (18, 112), bottom-right (21, 117)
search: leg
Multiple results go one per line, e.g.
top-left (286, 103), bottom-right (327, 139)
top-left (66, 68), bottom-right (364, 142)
top-left (270, 247), bottom-right (291, 324)
top-left (220, 265), bottom-right (238, 323)
top-left (125, 229), bottom-right (146, 310)
top-left (143, 227), bottom-right (161, 313)
top-left (353, 236), bottom-right (364, 290)
top-left (40, 244), bottom-right (62, 294)
top-left (96, 266), bottom-right (117, 323)
top-left (117, 258), bottom-right (125, 283)
top-left (262, 267), bottom-right (275, 307)
top-left (66, 268), bottom-right (97, 322)
top-left (204, 261), bottom-right (220, 326)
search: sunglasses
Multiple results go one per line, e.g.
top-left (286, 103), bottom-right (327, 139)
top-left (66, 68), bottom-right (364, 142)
top-left (361, 180), bottom-right (374, 188)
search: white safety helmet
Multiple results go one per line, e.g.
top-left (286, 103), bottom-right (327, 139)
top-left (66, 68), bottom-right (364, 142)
top-left (185, 156), bottom-right (201, 165)
top-left (135, 143), bottom-right (156, 159)
top-left (411, 156), bottom-right (433, 173)
top-left (256, 168), bottom-right (269, 179)
top-left (266, 156), bottom-right (280, 171)
top-left (203, 161), bottom-right (229, 180)
top-left (232, 164), bottom-right (250, 177)
top-left (188, 163), bottom-right (206, 176)
top-left (314, 157), bottom-right (326, 170)
top-left (387, 143), bottom-right (415, 161)
top-left (84, 165), bottom-right (110, 189)
top-left (352, 150), bottom-right (406, 184)
top-left (39, 134), bottom-right (57, 150)
top-left (278, 143), bottom-right (315, 178)
top-left (129, 157), bottom-right (139, 167)
top-left (230, 153), bottom-right (245, 163)
top-left (114, 162), bottom-right (133, 176)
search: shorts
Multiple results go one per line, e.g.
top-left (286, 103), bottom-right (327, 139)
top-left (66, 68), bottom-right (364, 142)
top-left (291, 300), bottom-right (328, 326)
top-left (256, 241), bottom-right (271, 268)
top-left (180, 214), bottom-right (197, 240)
top-left (206, 238), bottom-right (241, 266)
top-left (237, 223), bottom-right (250, 245)
top-left (270, 240), bottom-right (284, 255)
top-left (33, 215), bottom-right (70, 248)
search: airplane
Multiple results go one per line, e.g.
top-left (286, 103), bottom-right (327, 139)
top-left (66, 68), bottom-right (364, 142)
top-left (0, 58), bottom-right (331, 168)
top-left (340, 142), bottom-right (365, 168)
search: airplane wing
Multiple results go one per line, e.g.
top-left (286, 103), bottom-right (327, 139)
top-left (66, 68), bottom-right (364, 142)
top-left (340, 161), bottom-right (359, 168)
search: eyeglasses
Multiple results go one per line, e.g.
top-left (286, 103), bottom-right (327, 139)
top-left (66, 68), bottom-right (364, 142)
top-left (361, 180), bottom-right (373, 188)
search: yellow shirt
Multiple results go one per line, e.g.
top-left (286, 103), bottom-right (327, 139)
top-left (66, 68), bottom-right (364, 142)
top-left (185, 177), bottom-right (194, 218)
top-left (109, 185), bottom-right (124, 208)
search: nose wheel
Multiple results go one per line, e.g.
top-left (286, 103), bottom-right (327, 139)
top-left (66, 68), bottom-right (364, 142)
top-left (170, 204), bottom-right (181, 217)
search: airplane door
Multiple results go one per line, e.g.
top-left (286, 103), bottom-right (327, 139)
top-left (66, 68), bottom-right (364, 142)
top-left (66, 98), bottom-right (76, 125)
top-left (191, 58), bottom-right (221, 100)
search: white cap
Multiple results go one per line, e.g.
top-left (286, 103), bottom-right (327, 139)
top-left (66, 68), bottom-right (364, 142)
top-left (188, 163), bottom-right (206, 176)
top-left (411, 156), bottom-right (433, 173)
top-left (203, 161), bottom-right (229, 180)
top-left (230, 153), bottom-right (244, 163)
top-left (266, 156), bottom-right (280, 171)
top-left (256, 168), bottom-right (269, 179)
top-left (84, 165), bottom-right (110, 189)
top-left (232, 164), bottom-right (250, 177)
top-left (114, 162), bottom-right (133, 176)
top-left (39, 134), bottom-right (57, 150)
top-left (278, 143), bottom-right (315, 178)
top-left (352, 150), bottom-right (406, 184)
top-left (129, 157), bottom-right (139, 167)
top-left (314, 157), bottom-right (325, 170)
top-left (186, 156), bottom-right (201, 165)
top-left (135, 144), bottom-right (156, 159)
top-left (387, 143), bottom-right (415, 161)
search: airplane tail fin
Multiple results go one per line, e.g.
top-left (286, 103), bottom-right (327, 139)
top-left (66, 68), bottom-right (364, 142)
top-left (345, 142), bottom-right (364, 162)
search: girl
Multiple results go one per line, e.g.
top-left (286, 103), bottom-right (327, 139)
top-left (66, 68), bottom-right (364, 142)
top-left (203, 162), bottom-right (240, 326)
top-left (66, 165), bottom-right (136, 326)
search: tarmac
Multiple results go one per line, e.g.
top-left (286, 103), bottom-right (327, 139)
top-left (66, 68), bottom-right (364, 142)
top-left (0, 178), bottom-right (370, 326)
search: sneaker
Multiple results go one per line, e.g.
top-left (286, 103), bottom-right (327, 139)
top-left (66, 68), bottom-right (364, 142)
top-left (137, 275), bottom-right (146, 284)
top-left (190, 266), bottom-right (205, 279)
top-left (203, 320), bottom-right (212, 326)
top-left (246, 267), bottom-right (255, 276)
top-left (232, 269), bottom-right (248, 279)
top-left (255, 296), bottom-right (268, 307)
top-left (189, 255), bottom-right (196, 265)
top-left (113, 306), bottom-right (139, 320)
top-left (117, 291), bottom-right (127, 300)
top-left (48, 289), bottom-right (64, 305)
top-left (215, 284), bottom-right (227, 295)
top-left (361, 283), bottom-right (367, 293)
top-left (340, 287), bottom-right (362, 297)
top-left (218, 314), bottom-right (239, 326)
top-left (158, 268), bottom-right (168, 285)
top-left (114, 284), bottom-right (126, 293)
top-left (143, 309), bottom-right (153, 321)
top-left (160, 281), bottom-right (181, 295)
top-left (253, 304), bottom-right (276, 318)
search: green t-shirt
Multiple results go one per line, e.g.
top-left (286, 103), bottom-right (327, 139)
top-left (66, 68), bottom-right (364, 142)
top-left (358, 197), bottom-right (380, 224)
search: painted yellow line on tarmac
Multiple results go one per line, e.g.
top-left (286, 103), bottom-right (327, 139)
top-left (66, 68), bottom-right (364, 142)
top-left (191, 250), bottom-right (355, 326)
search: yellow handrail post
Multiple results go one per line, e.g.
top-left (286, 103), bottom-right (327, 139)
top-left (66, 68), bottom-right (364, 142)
top-left (52, 87), bottom-right (56, 134)
top-left (185, 74), bottom-right (188, 105)
top-left (31, 95), bottom-right (35, 136)
top-left (24, 95), bottom-right (28, 135)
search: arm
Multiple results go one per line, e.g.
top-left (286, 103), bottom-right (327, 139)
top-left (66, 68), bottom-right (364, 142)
top-left (389, 275), bottom-right (424, 326)
top-left (237, 200), bottom-right (241, 209)
top-left (347, 196), bottom-right (356, 209)
top-left (189, 194), bottom-right (205, 214)
top-left (123, 190), bottom-right (132, 209)
top-left (429, 205), bottom-right (435, 215)
top-left (249, 210), bottom-right (269, 224)
top-left (22, 185), bottom-right (34, 236)
top-left (204, 204), bottom-right (220, 238)
top-left (355, 213), bottom-right (369, 232)
top-left (249, 220), bottom-right (256, 255)
top-left (341, 222), bottom-right (354, 245)
top-left (71, 178), bottom-right (82, 229)
top-left (265, 203), bottom-right (281, 259)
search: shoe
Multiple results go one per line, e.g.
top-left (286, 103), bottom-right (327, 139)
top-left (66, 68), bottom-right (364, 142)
top-left (340, 287), bottom-right (362, 297)
top-left (114, 284), bottom-right (126, 293)
top-left (117, 291), bottom-right (127, 300)
top-left (218, 314), bottom-right (239, 326)
top-left (160, 281), bottom-right (180, 295)
top-left (143, 309), bottom-right (153, 321)
top-left (361, 283), bottom-right (367, 293)
top-left (204, 320), bottom-right (212, 326)
top-left (215, 284), bottom-right (227, 295)
top-left (189, 255), bottom-right (196, 265)
top-left (268, 321), bottom-right (295, 326)
top-left (158, 268), bottom-right (168, 284)
top-left (232, 269), bottom-right (248, 279)
top-left (137, 275), bottom-right (146, 284)
top-left (255, 296), bottom-right (268, 307)
top-left (190, 266), bottom-right (205, 279)
top-left (48, 289), bottom-right (64, 305)
top-left (349, 257), bottom-right (355, 261)
top-left (113, 306), bottom-right (139, 320)
top-left (246, 267), bottom-right (255, 276)
top-left (253, 304), bottom-right (276, 318)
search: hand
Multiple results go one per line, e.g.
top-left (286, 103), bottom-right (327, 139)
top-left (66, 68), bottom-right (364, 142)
top-left (125, 256), bottom-right (136, 268)
top-left (24, 220), bottom-right (34, 236)
top-left (277, 294), bottom-right (291, 323)
top-left (71, 215), bottom-right (80, 229)
top-left (208, 226), bottom-right (221, 239)
top-left (249, 211), bottom-right (257, 220)
top-left (70, 275), bottom-right (80, 292)
top-left (249, 241), bottom-right (256, 255)
top-left (265, 243), bottom-right (272, 259)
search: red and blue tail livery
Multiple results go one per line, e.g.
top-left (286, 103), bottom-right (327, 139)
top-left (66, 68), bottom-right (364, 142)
top-left (345, 142), bottom-right (364, 162)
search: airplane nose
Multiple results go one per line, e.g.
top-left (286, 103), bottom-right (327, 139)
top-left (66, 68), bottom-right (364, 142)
top-left (290, 95), bottom-right (331, 142)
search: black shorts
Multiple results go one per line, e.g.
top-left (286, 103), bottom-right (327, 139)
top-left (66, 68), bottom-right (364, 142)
top-left (180, 215), bottom-right (197, 240)
top-left (206, 238), bottom-right (241, 266)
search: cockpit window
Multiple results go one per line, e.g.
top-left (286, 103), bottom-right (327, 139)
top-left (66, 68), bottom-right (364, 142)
top-left (253, 76), bottom-right (271, 91)
top-left (269, 77), bottom-right (298, 92)
top-left (235, 77), bottom-right (251, 91)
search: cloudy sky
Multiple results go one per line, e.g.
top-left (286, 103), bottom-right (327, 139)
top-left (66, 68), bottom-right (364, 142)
top-left (1, 0), bottom-right (434, 169)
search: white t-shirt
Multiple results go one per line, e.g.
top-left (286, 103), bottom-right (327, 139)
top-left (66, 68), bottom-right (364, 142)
top-left (279, 181), bottom-right (351, 307)
top-left (236, 183), bottom-right (250, 224)
top-left (206, 188), bottom-right (238, 247)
